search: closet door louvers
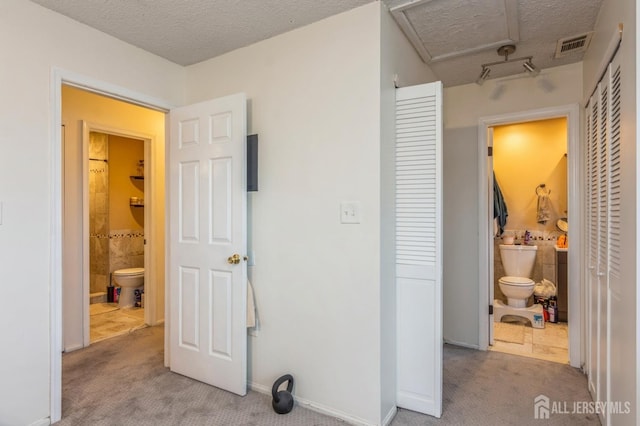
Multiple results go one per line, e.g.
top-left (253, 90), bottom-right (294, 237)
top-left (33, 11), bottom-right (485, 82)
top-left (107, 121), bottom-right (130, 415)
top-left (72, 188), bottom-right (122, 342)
top-left (585, 58), bottom-right (621, 425)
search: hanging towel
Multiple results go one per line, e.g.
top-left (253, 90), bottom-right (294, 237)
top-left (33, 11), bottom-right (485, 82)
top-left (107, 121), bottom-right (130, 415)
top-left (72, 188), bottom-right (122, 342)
top-left (247, 280), bottom-right (257, 328)
top-left (536, 194), bottom-right (551, 224)
top-left (493, 172), bottom-right (508, 236)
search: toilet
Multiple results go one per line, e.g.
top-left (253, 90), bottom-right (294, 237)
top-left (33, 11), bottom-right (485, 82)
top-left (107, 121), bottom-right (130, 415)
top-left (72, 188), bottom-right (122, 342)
top-left (494, 244), bottom-right (544, 328)
top-left (113, 267), bottom-right (144, 308)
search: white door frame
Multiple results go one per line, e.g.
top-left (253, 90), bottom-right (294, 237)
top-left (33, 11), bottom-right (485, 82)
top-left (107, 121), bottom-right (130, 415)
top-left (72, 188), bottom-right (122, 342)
top-left (50, 68), bottom-right (173, 423)
top-left (477, 104), bottom-right (582, 368)
top-left (81, 122), bottom-right (158, 347)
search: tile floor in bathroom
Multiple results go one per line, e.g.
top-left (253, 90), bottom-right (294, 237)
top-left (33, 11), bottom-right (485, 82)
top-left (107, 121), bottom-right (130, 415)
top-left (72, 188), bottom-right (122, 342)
top-left (491, 319), bottom-right (568, 364)
top-left (89, 303), bottom-right (147, 343)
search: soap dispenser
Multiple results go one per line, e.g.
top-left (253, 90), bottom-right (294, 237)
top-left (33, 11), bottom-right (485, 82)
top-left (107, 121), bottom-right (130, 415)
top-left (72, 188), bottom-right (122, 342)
top-left (524, 230), bottom-right (531, 245)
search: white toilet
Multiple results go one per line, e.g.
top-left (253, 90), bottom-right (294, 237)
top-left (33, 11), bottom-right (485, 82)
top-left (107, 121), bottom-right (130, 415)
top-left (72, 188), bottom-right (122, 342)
top-left (494, 245), bottom-right (544, 328)
top-left (113, 267), bottom-right (144, 308)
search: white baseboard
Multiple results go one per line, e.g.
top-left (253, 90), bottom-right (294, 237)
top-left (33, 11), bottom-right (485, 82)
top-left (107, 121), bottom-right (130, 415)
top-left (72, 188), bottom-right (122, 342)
top-left (443, 338), bottom-right (480, 350)
top-left (29, 417), bottom-right (51, 426)
top-left (248, 381), bottom-right (377, 425)
top-left (382, 406), bottom-right (397, 426)
top-left (64, 343), bottom-right (84, 353)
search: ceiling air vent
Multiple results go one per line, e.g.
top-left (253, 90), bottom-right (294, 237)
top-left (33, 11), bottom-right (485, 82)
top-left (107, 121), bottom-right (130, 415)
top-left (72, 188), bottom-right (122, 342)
top-left (555, 32), bottom-right (593, 58)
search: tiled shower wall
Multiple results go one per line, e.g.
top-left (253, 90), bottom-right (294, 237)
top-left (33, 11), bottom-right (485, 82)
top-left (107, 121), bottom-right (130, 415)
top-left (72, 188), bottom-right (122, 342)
top-left (89, 133), bottom-right (109, 295)
top-left (493, 229), bottom-right (562, 303)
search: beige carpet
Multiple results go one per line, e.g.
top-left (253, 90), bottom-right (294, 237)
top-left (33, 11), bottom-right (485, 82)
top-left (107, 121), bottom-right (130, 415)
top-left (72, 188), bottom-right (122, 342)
top-left (57, 326), bottom-right (600, 426)
top-left (494, 321), bottom-right (526, 344)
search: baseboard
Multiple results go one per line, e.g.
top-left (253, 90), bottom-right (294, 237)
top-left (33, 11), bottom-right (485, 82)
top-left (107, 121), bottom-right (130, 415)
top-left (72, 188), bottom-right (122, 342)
top-left (248, 381), bottom-right (376, 425)
top-left (29, 417), bottom-right (50, 426)
top-left (382, 405), bottom-right (397, 426)
top-left (443, 338), bottom-right (480, 350)
top-left (64, 343), bottom-right (84, 353)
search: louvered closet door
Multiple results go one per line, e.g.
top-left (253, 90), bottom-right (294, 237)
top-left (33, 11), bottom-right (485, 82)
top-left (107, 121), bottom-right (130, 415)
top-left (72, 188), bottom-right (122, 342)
top-left (605, 56), bottom-right (622, 422)
top-left (586, 78), bottom-right (609, 411)
top-left (395, 81), bottom-right (443, 417)
top-left (585, 54), bottom-right (622, 425)
top-left (586, 95), bottom-right (598, 399)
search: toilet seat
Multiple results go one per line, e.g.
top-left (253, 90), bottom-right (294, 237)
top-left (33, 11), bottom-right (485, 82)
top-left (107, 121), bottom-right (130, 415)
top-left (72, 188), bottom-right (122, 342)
top-left (113, 267), bottom-right (144, 277)
top-left (499, 276), bottom-right (534, 287)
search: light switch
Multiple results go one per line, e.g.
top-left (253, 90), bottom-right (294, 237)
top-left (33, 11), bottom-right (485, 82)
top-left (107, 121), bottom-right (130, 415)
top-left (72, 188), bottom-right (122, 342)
top-left (340, 201), bottom-right (361, 224)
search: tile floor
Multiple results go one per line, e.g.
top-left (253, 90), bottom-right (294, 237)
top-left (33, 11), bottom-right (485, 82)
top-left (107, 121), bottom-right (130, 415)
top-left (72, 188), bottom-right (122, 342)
top-left (491, 319), bottom-right (569, 364)
top-left (89, 303), bottom-right (147, 343)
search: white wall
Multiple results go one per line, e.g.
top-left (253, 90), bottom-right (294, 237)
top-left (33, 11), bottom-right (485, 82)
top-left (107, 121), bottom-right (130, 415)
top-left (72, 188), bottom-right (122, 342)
top-left (0, 1), bottom-right (183, 424)
top-left (442, 63), bottom-right (583, 347)
top-left (186, 4), bottom-right (381, 423)
top-left (379, 4), bottom-right (437, 423)
top-left (582, 0), bottom-right (637, 423)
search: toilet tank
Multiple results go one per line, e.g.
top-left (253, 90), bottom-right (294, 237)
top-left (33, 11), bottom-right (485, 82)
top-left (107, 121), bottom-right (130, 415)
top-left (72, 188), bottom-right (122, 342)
top-left (499, 244), bottom-right (537, 277)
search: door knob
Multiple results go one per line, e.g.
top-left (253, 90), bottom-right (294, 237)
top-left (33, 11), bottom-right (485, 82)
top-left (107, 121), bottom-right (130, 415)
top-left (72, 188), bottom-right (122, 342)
top-left (227, 254), bottom-right (241, 264)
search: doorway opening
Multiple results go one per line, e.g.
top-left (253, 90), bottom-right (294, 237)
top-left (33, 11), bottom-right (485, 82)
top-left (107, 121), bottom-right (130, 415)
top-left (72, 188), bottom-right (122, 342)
top-left (490, 117), bottom-right (569, 363)
top-left (87, 130), bottom-right (147, 343)
top-left (62, 84), bottom-right (166, 350)
top-left (477, 104), bottom-right (581, 369)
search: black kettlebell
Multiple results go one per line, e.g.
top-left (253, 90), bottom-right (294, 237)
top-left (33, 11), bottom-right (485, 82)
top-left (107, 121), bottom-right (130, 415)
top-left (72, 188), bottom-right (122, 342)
top-left (271, 374), bottom-right (294, 414)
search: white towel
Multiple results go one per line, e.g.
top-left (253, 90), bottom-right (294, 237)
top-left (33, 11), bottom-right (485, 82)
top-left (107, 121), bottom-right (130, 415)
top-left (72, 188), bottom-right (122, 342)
top-left (247, 280), bottom-right (256, 328)
top-left (536, 194), bottom-right (551, 224)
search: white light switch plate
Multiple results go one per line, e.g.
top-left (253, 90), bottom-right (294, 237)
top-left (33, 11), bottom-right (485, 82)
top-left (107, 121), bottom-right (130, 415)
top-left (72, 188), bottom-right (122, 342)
top-left (340, 201), bottom-right (361, 224)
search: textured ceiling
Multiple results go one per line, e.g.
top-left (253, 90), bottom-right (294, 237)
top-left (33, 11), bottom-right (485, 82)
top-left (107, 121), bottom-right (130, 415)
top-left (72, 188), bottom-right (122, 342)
top-left (388, 0), bottom-right (603, 86)
top-left (29, 0), bottom-right (372, 66)
top-left (30, 0), bottom-right (603, 87)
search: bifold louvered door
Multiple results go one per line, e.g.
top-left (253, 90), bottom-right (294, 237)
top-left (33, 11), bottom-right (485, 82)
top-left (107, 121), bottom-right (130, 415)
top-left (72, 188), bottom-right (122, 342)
top-left (585, 53), bottom-right (621, 425)
top-left (396, 82), bottom-right (443, 417)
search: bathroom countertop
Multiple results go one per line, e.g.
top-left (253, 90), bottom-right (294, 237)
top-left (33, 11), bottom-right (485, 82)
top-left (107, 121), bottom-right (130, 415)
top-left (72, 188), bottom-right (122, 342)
top-left (554, 246), bottom-right (568, 252)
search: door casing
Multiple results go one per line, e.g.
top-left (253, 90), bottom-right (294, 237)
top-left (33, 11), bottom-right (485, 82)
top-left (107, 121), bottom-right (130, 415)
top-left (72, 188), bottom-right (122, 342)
top-left (477, 104), bottom-right (582, 369)
top-left (50, 69), bottom-right (173, 423)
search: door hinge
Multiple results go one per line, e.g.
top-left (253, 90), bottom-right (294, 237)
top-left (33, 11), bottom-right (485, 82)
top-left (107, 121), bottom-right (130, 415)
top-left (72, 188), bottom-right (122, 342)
top-left (144, 239), bottom-right (147, 245)
top-left (489, 305), bottom-right (494, 315)
top-left (488, 146), bottom-right (493, 156)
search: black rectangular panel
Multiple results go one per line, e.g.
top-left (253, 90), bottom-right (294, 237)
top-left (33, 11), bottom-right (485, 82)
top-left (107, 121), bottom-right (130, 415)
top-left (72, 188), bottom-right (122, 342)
top-left (247, 134), bottom-right (258, 191)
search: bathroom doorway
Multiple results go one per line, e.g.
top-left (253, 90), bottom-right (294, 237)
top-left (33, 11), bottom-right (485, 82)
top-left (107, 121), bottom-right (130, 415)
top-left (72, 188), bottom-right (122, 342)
top-left (490, 117), bottom-right (569, 363)
top-left (61, 85), bottom-right (166, 351)
top-left (87, 130), bottom-right (147, 343)
top-left (477, 104), bottom-right (581, 368)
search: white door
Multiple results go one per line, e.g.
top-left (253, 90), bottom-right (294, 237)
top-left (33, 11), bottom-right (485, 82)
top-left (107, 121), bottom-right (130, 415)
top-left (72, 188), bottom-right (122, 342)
top-left (169, 93), bottom-right (247, 396)
top-left (396, 81), bottom-right (443, 417)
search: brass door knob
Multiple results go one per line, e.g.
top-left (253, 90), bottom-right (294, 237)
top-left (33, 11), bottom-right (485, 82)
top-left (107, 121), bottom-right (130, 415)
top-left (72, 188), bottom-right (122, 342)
top-left (227, 254), bottom-right (241, 264)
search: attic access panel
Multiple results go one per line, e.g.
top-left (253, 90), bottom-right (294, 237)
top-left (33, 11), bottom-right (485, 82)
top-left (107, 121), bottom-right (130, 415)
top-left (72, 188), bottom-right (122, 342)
top-left (390, 0), bottom-right (519, 63)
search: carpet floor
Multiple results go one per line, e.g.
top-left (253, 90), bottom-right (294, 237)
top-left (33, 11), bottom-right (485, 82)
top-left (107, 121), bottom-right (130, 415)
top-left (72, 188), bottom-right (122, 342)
top-left (56, 326), bottom-right (600, 426)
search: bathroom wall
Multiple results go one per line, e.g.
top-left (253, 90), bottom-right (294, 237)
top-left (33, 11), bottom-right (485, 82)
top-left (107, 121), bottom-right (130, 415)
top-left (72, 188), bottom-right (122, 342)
top-left (108, 135), bottom-right (145, 276)
top-left (493, 118), bottom-right (568, 233)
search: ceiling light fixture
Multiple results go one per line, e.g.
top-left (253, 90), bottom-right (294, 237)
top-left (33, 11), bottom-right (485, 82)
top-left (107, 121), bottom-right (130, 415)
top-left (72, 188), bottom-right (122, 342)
top-left (523, 60), bottom-right (540, 77)
top-left (476, 67), bottom-right (491, 85)
top-left (475, 44), bottom-right (540, 85)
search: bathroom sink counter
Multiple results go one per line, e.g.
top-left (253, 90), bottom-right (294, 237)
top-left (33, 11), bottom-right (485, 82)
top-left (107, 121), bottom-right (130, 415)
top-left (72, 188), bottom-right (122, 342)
top-left (554, 246), bottom-right (568, 252)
